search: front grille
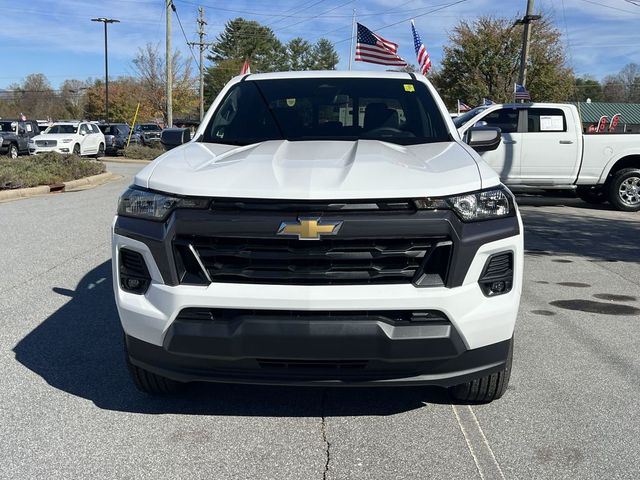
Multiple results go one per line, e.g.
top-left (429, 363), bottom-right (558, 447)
top-left (36, 140), bottom-right (57, 147)
top-left (257, 359), bottom-right (368, 370)
top-left (175, 308), bottom-right (450, 324)
top-left (176, 236), bottom-right (449, 285)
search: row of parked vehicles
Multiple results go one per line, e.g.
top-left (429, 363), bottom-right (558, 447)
top-left (0, 119), bottom-right (163, 158)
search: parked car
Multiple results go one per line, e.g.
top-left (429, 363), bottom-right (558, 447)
top-left (114, 71), bottom-right (524, 403)
top-left (455, 103), bottom-right (640, 211)
top-left (0, 119), bottom-right (40, 158)
top-left (29, 121), bottom-right (105, 157)
top-left (98, 123), bottom-right (139, 155)
top-left (134, 123), bottom-right (162, 146)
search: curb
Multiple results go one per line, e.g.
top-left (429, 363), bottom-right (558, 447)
top-left (101, 157), bottom-right (152, 164)
top-left (0, 171), bottom-right (117, 202)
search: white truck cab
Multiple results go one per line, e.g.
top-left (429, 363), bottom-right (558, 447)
top-left (112, 71), bottom-right (523, 402)
top-left (455, 103), bottom-right (640, 211)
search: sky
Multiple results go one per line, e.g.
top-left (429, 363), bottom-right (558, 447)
top-left (1, 0), bottom-right (639, 90)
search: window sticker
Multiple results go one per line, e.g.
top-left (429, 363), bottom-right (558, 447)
top-left (540, 115), bottom-right (564, 131)
top-left (286, 98), bottom-right (296, 107)
top-left (403, 84), bottom-right (415, 92)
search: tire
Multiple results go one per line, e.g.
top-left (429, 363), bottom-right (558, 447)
top-left (7, 143), bottom-right (18, 159)
top-left (577, 186), bottom-right (607, 204)
top-left (94, 143), bottom-right (105, 159)
top-left (126, 354), bottom-right (184, 394)
top-left (449, 338), bottom-right (513, 403)
top-left (73, 143), bottom-right (81, 156)
top-left (608, 168), bottom-right (640, 212)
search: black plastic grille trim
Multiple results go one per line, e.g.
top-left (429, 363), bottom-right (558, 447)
top-left (480, 252), bottom-right (513, 280)
top-left (175, 308), bottom-right (450, 324)
top-left (176, 236), bottom-right (450, 285)
top-left (210, 198), bottom-right (416, 213)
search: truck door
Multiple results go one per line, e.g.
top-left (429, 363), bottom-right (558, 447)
top-left (17, 122), bottom-right (30, 152)
top-left (519, 107), bottom-right (581, 185)
top-left (470, 107), bottom-right (524, 183)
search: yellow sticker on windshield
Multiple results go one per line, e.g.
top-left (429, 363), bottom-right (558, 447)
top-left (404, 84), bottom-right (415, 92)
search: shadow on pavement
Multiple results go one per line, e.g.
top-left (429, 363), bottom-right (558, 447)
top-left (521, 207), bottom-right (640, 262)
top-left (515, 193), bottom-right (615, 211)
top-left (13, 260), bottom-right (453, 416)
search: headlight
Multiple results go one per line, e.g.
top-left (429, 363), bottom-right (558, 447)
top-left (61, 138), bottom-right (73, 143)
top-left (415, 187), bottom-right (514, 222)
top-left (28, 138), bottom-right (34, 144)
top-left (117, 187), bottom-right (210, 221)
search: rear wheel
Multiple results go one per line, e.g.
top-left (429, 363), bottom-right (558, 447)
top-left (94, 142), bottom-right (104, 159)
top-left (449, 338), bottom-right (513, 403)
top-left (577, 186), bottom-right (607, 204)
top-left (608, 168), bottom-right (640, 212)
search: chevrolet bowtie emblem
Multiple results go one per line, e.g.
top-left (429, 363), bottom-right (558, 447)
top-left (277, 217), bottom-right (343, 240)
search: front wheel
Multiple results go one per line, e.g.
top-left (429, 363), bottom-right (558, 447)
top-left (73, 143), bottom-right (81, 156)
top-left (7, 143), bottom-right (18, 159)
top-left (126, 355), bottom-right (184, 395)
top-left (449, 338), bottom-right (513, 403)
top-left (608, 168), bottom-right (640, 212)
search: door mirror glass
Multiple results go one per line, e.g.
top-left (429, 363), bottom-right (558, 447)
top-left (466, 127), bottom-right (502, 152)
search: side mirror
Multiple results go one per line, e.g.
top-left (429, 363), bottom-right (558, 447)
top-left (161, 128), bottom-right (190, 151)
top-left (466, 127), bottom-right (502, 152)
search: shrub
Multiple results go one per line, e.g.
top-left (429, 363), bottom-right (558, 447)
top-left (0, 153), bottom-right (106, 190)
top-left (123, 144), bottom-right (164, 160)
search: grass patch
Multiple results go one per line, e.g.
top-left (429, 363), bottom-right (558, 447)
top-left (0, 153), bottom-right (106, 190)
top-left (123, 144), bottom-right (164, 160)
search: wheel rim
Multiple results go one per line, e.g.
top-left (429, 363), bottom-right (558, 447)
top-left (10, 146), bottom-right (17, 158)
top-left (618, 176), bottom-right (640, 206)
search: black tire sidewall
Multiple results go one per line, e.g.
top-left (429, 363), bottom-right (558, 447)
top-left (73, 144), bottom-right (81, 156)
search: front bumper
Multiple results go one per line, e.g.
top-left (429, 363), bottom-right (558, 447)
top-left (29, 145), bottom-right (72, 154)
top-left (113, 207), bottom-right (523, 385)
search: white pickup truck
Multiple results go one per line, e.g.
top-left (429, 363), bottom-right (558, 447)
top-left (455, 103), bottom-right (640, 211)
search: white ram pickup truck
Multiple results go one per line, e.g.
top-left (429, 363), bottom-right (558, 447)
top-left (455, 103), bottom-right (640, 211)
top-left (112, 71), bottom-right (523, 403)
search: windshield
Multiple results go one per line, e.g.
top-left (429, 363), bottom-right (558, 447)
top-left (203, 78), bottom-right (450, 146)
top-left (47, 125), bottom-right (78, 134)
top-left (138, 124), bottom-right (161, 131)
top-left (453, 106), bottom-right (488, 128)
top-left (0, 121), bottom-right (17, 132)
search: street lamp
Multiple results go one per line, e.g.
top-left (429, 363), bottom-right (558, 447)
top-left (91, 17), bottom-right (120, 123)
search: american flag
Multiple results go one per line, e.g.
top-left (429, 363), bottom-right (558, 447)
top-left (240, 59), bottom-right (251, 75)
top-left (514, 83), bottom-right (530, 101)
top-left (411, 20), bottom-right (431, 75)
top-left (457, 100), bottom-right (472, 113)
top-left (355, 23), bottom-right (407, 67)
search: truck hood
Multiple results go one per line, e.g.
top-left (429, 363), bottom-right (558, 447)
top-left (136, 140), bottom-right (493, 199)
top-left (33, 133), bottom-right (77, 140)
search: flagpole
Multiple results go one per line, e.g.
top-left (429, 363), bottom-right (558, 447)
top-left (349, 9), bottom-right (356, 70)
top-left (457, 100), bottom-right (460, 115)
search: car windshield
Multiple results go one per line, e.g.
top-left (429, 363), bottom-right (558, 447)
top-left (0, 121), bottom-right (17, 132)
top-left (138, 124), bottom-right (160, 131)
top-left (47, 125), bottom-right (78, 134)
top-left (453, 106), bottom-right (488, 128)
top-left (202, 78), bottom-right (450, 146)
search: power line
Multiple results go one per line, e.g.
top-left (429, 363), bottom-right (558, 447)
top-left (578, 0), bottom-right (640, 15)
top-left (172, 1), bottom-right (200, 70)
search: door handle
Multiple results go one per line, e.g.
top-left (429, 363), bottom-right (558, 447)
top-left (503, 140), bottom-right (517, 144)
top-left (559, 140), bottom-right (574, 144)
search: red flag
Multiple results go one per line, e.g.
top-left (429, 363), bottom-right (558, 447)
top-left (596, 116), bottom-right (608, 133)
top-left (609, 114), bottom-right (621, 132)
top-left (240, 59), bottom-right (251, 75)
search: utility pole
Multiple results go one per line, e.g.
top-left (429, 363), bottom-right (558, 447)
top-left (91, 17), bottom-right (120, 122)
top-left (166, 0), bottom-right (173, 128)
top-left (515, 0), bottom-right (541, 87)
top-left (188, 7), bottom-right (213, 121)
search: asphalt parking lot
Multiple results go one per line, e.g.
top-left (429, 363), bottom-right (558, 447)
top-left (1, 161), bottom-right (639, 479)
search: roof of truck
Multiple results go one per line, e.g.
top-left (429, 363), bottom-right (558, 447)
top-left (238, 70), bottom-right (417, 81)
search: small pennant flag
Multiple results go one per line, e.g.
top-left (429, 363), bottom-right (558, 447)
top-left (410, 20), bottom-right (432, 75)
top-left (514, 83), bottom-right (530, 101)
top-left (596, 115), bottom-right (609, 133)
top-left (482, 98), bottom-right (495, 106)
top-left (608, 113), bottom-right (621, 132)
top-left (240, 59), bottom-right (251, 75)
top-left (457, 100), bottom-right (472, 113)
top-left (355, 23), bottom-right (407, 67)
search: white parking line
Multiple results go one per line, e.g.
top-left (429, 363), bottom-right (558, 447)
top-left (452, 405), bottom-right (506, 480)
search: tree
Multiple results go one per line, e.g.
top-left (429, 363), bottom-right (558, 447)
top-left (286, 38), bottom-right (314, 71)
top-left (131, 42), bottom-right (198, 122)
top-left (6, 74), bottom-right (59, 119)
top-left (602, 63), bottom-right (640, 103)
top-left (311, 39), bottom-right (339, 70)
top-left (572, 77), bottom-right (603, 102)
top-left (59, 79), bottom-right (89, 119)
top-left (438, 16), bottom-right (573, 108)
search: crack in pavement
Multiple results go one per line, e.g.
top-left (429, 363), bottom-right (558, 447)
top-left (320, 389), bottom-right (331, 480)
